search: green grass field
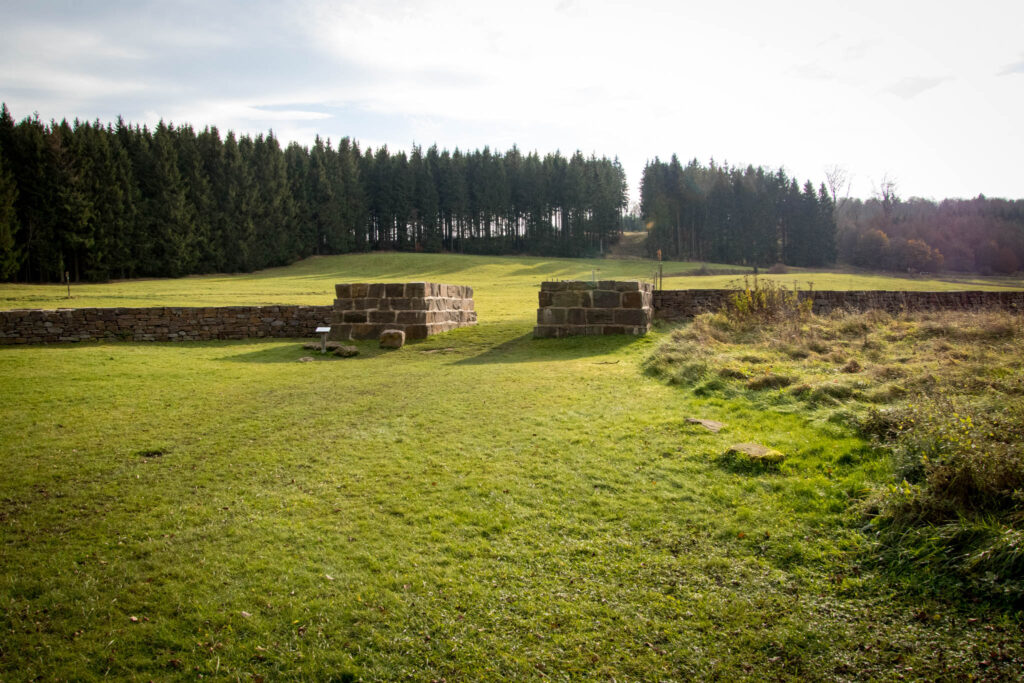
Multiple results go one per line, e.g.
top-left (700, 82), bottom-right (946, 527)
top-left (1, 252), bottom-right (1021, 317)
top-left (2, 253), bottom-right (1022, 680)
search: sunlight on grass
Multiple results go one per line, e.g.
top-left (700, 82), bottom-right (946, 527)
top-left (2, 252), bottom-right (1022, 679)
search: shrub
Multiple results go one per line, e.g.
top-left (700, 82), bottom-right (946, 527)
top-left (724, 277), bottom-right (812, 327)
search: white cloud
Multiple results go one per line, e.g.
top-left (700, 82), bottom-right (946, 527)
top-left (2, 0), bottom-right (1023, 200)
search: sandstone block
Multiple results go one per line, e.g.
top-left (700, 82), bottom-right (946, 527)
top-left (622, 291), bottom-right (645, 308)
top-left (404, 324), bottom-right (429, 340)
top-left (380, 329), bottom-right (406, 348)
top-left (552, 291), bottom-right (582, 308)
top-left (613, 309), bottom-right (646, 326)
top-left (567, 308), bottom-right (587, 325)
top-left (397, 310), bottom-right (427, 324)
top-left (592, 290), bottom-right (621, 308)
top-left (351, 323), bottom-right (386, 339)
top-left (539, 308), bottom-right (566, 325)
top-left (369, 310), bottom-right (396, 323)
top-left (353, 298), bottom-right (379, 311)
top-left (343, 311), bottom-right (367, 323)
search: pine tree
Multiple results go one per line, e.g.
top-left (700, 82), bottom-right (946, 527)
top-left (0, 140), bottom-right (22, 279)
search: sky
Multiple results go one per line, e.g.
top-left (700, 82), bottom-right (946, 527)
top-left (1, 0), bottom-right (1022, 205)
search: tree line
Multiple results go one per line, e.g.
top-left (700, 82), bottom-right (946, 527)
top-left (639, 156), bottom-right (837, 267)
top-left (0, 105), bottom-right (627, 282)
top-left (835, 193), bottom-right (1024, 275)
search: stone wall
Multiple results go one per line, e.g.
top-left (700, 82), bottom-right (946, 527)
top-left (653, 289), bottom-right (1024, 321)
top-left (0, 305), bottom-right (333, 344)
top-left (534, 281), bottom-right (654, 338)
top-left (329, 282), bottom-right (477, 340)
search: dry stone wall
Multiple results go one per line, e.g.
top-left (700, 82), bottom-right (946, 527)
top-left (329, 282), bottom-right (476, 340)
top-left (534, 281), bottom-right (654, 337)
top-left (653, 289), bottom-right (1024, 320)
top-left (0, 305), bottom-right (333, 344)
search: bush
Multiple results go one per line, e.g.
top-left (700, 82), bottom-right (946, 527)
top-left (725, 277), bottom-right (811, 325)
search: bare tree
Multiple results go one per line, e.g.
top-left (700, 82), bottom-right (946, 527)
top-left (823, 164), bottom-right (851, 206)
top-left (874, 173), bottom-right (899, 219)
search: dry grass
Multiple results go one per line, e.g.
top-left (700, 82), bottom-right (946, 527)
top-left (648, 306), bottom-right (1024, 604)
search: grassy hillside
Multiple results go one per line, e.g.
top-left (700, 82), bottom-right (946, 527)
top-left (1, 252), bottom-right (1021, 320)
top-left (1, 252), bottom-right (1022, 680)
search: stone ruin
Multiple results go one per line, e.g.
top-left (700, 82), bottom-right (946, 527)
top-left (534, 280), bottom-right (654, 337)
top-left (329, 282), bottom-right (477, 341)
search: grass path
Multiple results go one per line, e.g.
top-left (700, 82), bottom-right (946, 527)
top-left (1, 253), bottom-right (1022, 679)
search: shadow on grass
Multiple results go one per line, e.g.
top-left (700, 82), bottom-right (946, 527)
top-left (451, 332), bottom-right (641, 365)
top-left (221, 340), bottom-right (388, 363)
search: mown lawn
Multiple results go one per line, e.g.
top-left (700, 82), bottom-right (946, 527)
top-left (1, 253), bottom-right (1022, 680)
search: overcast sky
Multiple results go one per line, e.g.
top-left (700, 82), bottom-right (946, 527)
top-left (2, 0), bottom-right (1022, 204)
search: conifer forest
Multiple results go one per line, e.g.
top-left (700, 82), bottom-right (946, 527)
top-left (0, 105), bottom-right (1021, 282)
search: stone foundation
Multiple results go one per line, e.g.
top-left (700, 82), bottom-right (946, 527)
top-left (329, 282), bottom-right (477, 340)
top-left (0, 305), bottom-right (333, 344)
top-left (533, 281), bottom-right (654, 337)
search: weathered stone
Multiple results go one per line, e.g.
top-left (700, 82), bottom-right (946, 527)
top-left (614, 308), bottom-right (647, 326)
top-left (551, 291), bottom-right (582, 308)
top-left (593, 290), bottom-right (621, 308)
top-left (343, 311), bottom-right (367, 323)
top-left (686, 418), bottom-right (725, 433)
top-left (369, 310), bottom-right (397, 323)
top-left (539, 308), bottom-right (567, 325)
top-left (333, 345), bottom-right (359, 358)
top-left (566, 308), bottom-right (587, 325)
top-left (622, 291), bottom-right (645, 308)
top-left (380, 329), bottom-right (406, 349)
top-left (724, 443), bottom-right (784, 467)
top-left (298, 356), bottom-right (315, 362)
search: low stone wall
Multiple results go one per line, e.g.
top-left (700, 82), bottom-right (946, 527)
top-left (0, 305), bottom-right (333, 344)
top-left (534, 281), bottom-right (654, 337)
top-left (329, 282), bottom-right (477, 340)
top-left (653, 289), bottom-right (1024, 320)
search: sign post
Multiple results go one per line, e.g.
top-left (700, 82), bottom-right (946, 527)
top-left (315, 326), bottom-right (331, 353)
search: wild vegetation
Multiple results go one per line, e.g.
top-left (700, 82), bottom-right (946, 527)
top-left (0, 105), bottom-right (627, 283)
top-left (646, 282), bottom-right (1024, 604)
top-left (2, 253), bottom-right (1023, 679)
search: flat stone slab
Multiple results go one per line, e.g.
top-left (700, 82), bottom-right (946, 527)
top-left (686, 418), bottom-right (725, 433)
top-left (725, 443), bottom-right (785, 465)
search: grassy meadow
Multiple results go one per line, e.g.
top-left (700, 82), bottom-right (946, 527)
top-left (1, 253), bottom-right (1023, 680)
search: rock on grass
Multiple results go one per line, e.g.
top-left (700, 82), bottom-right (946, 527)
top-left (720, 443), bottom-right (785, 472)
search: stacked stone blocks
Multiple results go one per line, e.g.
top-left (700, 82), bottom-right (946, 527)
top-left (0, 305), bottom-right (333, 344)
top-left (330, 282), bottom-right (476, 340)
top-left (534, 280), bottom-right (654, 337)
